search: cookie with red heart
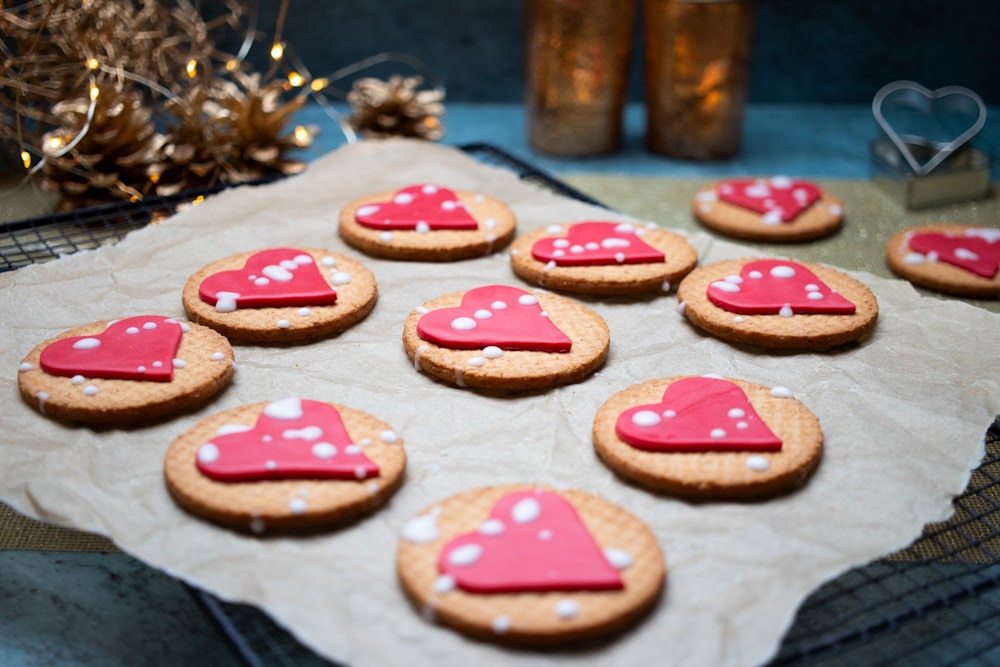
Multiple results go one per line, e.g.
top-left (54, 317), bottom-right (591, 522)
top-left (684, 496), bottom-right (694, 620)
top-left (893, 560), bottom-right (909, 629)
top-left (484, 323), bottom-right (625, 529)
top-left (509, 221), bottom-right (698, 295)
top-left (396, 484), bottom-right (665, 647)
top-left (693, 177), bottom-right (844, 242)
top-left (593, 376), bottom-right (823, 498)
top-left (677, 258), bottom-right (878, 350)
top-left (886, 223), bottom-right (1000, 298)
top-left (163, 398), bottom-right (406, 533)
top-left (17, 315), bottom-right (234, 424)
top-left (182, 247), bottom-right (377, 343)
top-left (402, 284), bottom-right (610, 390)
top-left (339, 184), bottom-right (517, 261)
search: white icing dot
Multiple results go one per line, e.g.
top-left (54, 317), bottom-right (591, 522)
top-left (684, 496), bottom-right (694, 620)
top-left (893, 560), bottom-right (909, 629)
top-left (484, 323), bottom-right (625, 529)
top-left (728, 408), bottom-right (746, 418)
top-left (210, 352), bottom-right (226, 361)
top-left (473, 309), bottom-right (492, 320)
top-left (37, 391), bottom-right (49, 413)
top-left (289, 498), bottom-right (308, 515)
top-left (71, 375), bottom-right (85, 385)
top-left (379, 231), bottom-right (394, 242)
top-left (512, 497), bottom-right (541, 524)
top-left (152, 361), bottom-right (164, 368)
top-left (771, 265), bottom-right (797, 279)
top-left (451, 317), bottom-right (477, 331)
top-left (631, 410), bottom-right (661, 427)
top-left (197, 443), bottom-right (220, 464)
top-left (805, 283), bottom-right (819, 291)
top-left (807, 291), bottom-right (824, 300)
top-left (517, 294), bottom-right (538, 306)
top-left (356, 205), bottom-right (381, 216)
top-left (604, 548), bottom-right (633, 570)
top-left (136, 367), bottom-right (146, 374)
top-left (441, 199), bottom-right (458, 211)
top-left (321, 256), bottom-right (337, 267)
top-left (745, 455), bottom-right (770, 471)
top-left (762, 209), bottom-right (784, 225)
top-left (354, 465), bottom-right (368, 480)
top-left (544, 260), bottom-right (557, 270)
top-left (538, 529), bottom-right (553, 540)
top-left (546, 225), bottom-right (564, 234)
top-left (415, 221), bottom-right (431, 233)
top-left (711, 428), bottom-right (727, 438)
top-left (661, 280), bottom-right (671, 292)
top-left (737, 421), bottom-right (749, 429)
top-left (448, 543), bottom-right (483, 566)
top-left (254, 277), bottom-right (270, 287)
top-left (297, 308), bottom-right (312, 317)
top-left (380, 430), bottom-right (399, 444)
top-left (277, 319), bottom-right (291, 329)
top-left (479, 519), bottom-right (505, 535)
top-left (215, 291), bottom-right (240, 312)
top-left (401, 508), bottom-right (441, 543)
top-left (142, 321), bottom-right (157, 330)
top-left (710, 280), bottom-right (741, 293)
top-left (18, 362), bottom-right (32, 372)
top-left (482, 346), bottom-right (503, 359)
top-left (734, 316), bottom-right (745, 323)
top-left (663, 409), bottom-right (676, 418)
top-left (955, 247), bottom-right (979, 261)
top-left (345, 445), bottom-right (362, 455)
top-left (125, 327), bottom-right (140, 335)
top-left (72, 338), bottom-right (101, 350)
top-left (265, 460), bottom-right (277, 470)
top-left (216, 424), bottom-right (251, 436)
top-left (745, 182), bottom-right (771, 198)
top-left (467, 357), bottom-right (485, 367)
top-left (553, 239), bottom-right (570, 249)
top-left (554, 600), bottom-right (579, 619)
top-left (770, 386), bottom-right (795, 398)
top-left (748, 270), bottom-right (763, 279)
top-left (492, 616), bottom-right (512, 634)
top-left (262, 264), bottom-right (294, 282)
top-left (331, 271), bottom-right (352, 285)
top-left (615, 252), bottom-right (626, 263)
top-left (490, 301), bottom-right (507, 310)
top-left (779, 304), bottom-right (794, 317)
top-left (312, 442), bottom-right (337, 459)
top-left (265, 398), bottom-right (304, 420)
top-left (433, 575), bottom-right (455, 594)
top-left (172, 359), bottom-right (186, 368)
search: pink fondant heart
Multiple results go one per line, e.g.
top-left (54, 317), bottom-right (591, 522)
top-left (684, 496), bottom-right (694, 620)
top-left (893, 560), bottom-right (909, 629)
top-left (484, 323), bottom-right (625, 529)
top-left (195, 398), bottom-right (379, 482)
top-left (416, 285), bottom-right (572, 352)
top-left (354, 184), bottom-right (478, 231)
top-left (907, 230), bottom-right (1000, 278)
top-left (707, 259), bottom-right (856, 315)
top-left (616, 377), bottom-right (782, 452)
top-left (39, 315), bottom-right (184, 382)
top-left (198, 248), bottom-right (338, 310)
top-left (531, 221), bottom-right (666, 267)
top-left (717, 177), bottom-right (821, 223)
top-left (438, 489), bottom-right (624, 593)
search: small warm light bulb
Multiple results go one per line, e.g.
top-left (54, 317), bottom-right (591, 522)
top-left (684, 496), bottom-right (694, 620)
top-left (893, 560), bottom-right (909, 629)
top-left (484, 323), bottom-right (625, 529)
top-left (270, 42), bottom-right (285, 61)
top-left (149, 172), bottom-right (161, 184)
top-left (310, 78), bottom-right (328, 92)
top-left (225, 59), bottom-right (238, 72)
top-left (294, 125), bottom-right (310, 143)
top-left (186, 59), bottom-right (198, 78)
top-left (89, 85), bottom-right (100, 101)
top-left (20, 151), bottom-right (31, 169)
top-left (193, 195), bottom-right (205, 205)
top-left (86, 58), bottom-right (100, 70)
top-left (287, 72), bottom-right (304, 87)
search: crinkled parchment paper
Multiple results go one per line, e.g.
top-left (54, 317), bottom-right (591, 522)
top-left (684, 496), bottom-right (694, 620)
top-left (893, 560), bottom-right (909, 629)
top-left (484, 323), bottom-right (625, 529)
top-left (1, 139), bottom-right (998, 667)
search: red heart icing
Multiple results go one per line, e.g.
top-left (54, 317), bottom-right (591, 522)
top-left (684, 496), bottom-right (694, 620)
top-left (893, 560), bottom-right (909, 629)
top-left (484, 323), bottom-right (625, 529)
top-left (706, 259), bottom-right (856, 315)
top-left (717, 177), bottom-right (821, 223)
top-left (354, 184), bottom-right (478, 231)
top-left (907, 230), bottom-right (1000, 278)
top-left (195, 398), bottom-right (380, 482)
top-left (198, 248), bottom-right (338, 310)
top-left (531, 221), bottom-right (666, 266)
top-left (39, 315), bottom-right (184, 382)
top-left (437, 489), bottom-right (624, 593)
top-left (616, 377), bottom-right (782, 452)
top-left (416, 285), bottom-right (572, 352)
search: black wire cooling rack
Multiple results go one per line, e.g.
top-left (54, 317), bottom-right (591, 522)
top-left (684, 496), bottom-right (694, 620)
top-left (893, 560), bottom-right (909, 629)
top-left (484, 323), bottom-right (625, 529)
top-left (4, 144), bottom-right (1000, 667)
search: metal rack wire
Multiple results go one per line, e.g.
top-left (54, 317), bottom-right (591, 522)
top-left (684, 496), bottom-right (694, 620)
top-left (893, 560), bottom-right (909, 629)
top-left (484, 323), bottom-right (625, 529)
top-left (4, 144), bottom-right (999, 666)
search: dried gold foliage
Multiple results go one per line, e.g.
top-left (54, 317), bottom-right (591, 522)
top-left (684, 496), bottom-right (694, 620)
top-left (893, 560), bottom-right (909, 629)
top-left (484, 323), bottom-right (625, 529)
top-left (348, 75), bottom-right (445, 141)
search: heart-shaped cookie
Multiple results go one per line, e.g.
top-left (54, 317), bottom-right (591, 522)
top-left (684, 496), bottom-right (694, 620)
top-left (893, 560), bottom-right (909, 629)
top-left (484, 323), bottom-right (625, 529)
top-left (707, 259), bottom-right (856, 315)
top-left (716, 178), bottom-right (821, 223)
top-left (416, 285), bottom-right (572, 352)
top-left (195, 398), bottom-right (379, 482)
top-left (615, 376), bottom-right (782, 452)
top-left (39, 315), bottom-right (184, 382)
top-left (437, 489), bottom-right (623, 593)
top-left (354, 184), bottom-right (478, 231)
top-left (907, 230), bottom-right (1000, 279)
top-left (530, 222), bottom-right (666, 266)
top-left (198, 248), bottom-right (338, 311)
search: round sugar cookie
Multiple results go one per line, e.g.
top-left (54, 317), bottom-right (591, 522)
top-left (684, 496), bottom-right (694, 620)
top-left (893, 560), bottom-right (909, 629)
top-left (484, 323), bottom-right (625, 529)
top-left (402, 284), bottom-right (610, 391)
top-left (164, 398), bottom-right (406, 533)
top-left (339, 183), bottom-right (516, 261)
top-left (676, 258), bottom-right (878, 350)
top-left (396, 484), bottom-right (665, 647)
top-left (886, 223), bottom-right (1000, 298)
top-left (17, 315), bottom-right (234, 424)
top-left (593, 376), bottom-right (823, 498)
top-left (182, 247), bottom-right (377, 343)
top-left (693, 177), bottom-right (844, 242)
top-left (509, 221), bottom-right (698, 295)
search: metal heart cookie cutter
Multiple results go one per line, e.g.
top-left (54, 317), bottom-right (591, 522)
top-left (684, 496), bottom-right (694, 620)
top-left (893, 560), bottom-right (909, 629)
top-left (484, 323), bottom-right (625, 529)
top-left (870, 80), bottom-right (991, 209)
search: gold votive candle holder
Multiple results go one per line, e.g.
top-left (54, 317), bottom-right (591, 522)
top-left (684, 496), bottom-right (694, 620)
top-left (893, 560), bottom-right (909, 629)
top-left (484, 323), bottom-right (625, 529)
top-left (524, 0), bottom-right (636, 156)
top-left (644, 0), bottom-right (756, 160)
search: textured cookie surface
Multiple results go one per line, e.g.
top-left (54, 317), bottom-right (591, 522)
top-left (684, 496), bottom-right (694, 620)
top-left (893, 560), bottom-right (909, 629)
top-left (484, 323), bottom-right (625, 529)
top-left (886, 223), bottom-right (1000, 298)
top-left (339, 184), bottom-right (516, 261)
top-left (509, 221), bottom-right (698, 295)
top-left (402, 285), bottom-right (610, 391)
top-left (182, 248), bottom-right (377, 343)
top-left (17, 316), bottom-right (234, 424)
top-left (693, 178), bottom-right (844, 242)
top-left (593, 376), bottom-right (823, 498)
top-left (164, 399), bottom-right (406, 533)
top-left (677, 258), bottom-right (878, 350)
top-left (396, 484), bottom-right (665, 647)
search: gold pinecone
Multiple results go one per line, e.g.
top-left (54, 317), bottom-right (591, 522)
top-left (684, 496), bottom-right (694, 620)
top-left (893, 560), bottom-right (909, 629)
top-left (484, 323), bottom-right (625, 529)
top-left (40, 81), bottom-right (163, 210)
top-left (347, 75), bottom-right (444, 141)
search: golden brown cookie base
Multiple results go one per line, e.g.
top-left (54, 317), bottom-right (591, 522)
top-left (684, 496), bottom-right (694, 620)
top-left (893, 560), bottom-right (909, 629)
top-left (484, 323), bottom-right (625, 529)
top-left (182, 249), bottom-right (377, 343)
top-left (163, 401), bottom-right (406, 533)
top-left (17, 319), bottom-right (234, 424)
top-left (693, 185), bottom-right (844, 242)
top-left (509, 223), bottom-right (698, 295)
top-left (593, 377), bottom-right (823, 498)
top-left (886, 224), bottom-right (1000, 298)
top-left (402, 289), bottom-right (610, 391)
top-left (677, 259), bottom-right (878, 350)
top-left (339, 189), bottom-right (516, 261)
top-left (396, 484), bottom-right (665, 647)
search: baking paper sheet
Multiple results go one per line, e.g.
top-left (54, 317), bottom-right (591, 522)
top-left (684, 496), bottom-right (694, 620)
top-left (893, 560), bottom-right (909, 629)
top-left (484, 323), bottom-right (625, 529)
top-left (2, 139), bottom-right (998, 667)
